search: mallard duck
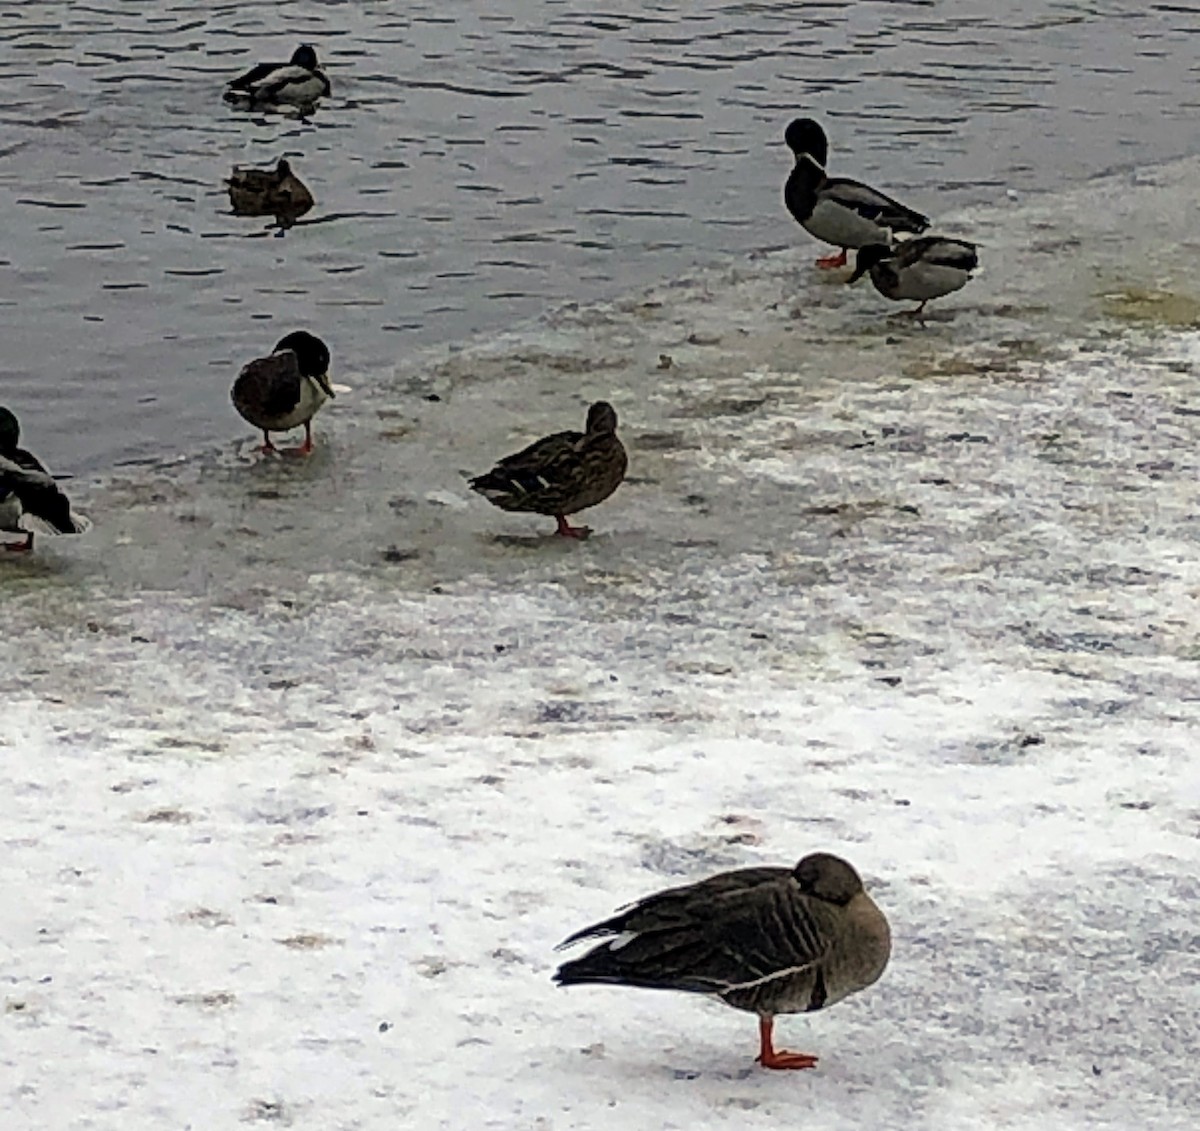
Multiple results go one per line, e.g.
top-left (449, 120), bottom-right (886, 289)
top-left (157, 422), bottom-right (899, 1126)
top-left (227, 158), bottom-right (314, 230)
top-left (469, 402), bottom-right (627, 539)
top-left (0, 407), bottom-right (91, 553)
top-left (223, 44), bottom-right (331, 111)
top-left (231, 331), bottom-right (334, 455)
top-left (849, 236), bottom-right (979, 318)
top-left (554, 852), bottom-right (891, 1070)
top-left (784, 118), bottom-right (929, 269)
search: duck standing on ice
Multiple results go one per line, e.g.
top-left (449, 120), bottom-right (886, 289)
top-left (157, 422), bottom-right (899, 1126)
top-left (231, 331), bottom-right (334, 455)
top-left (469, 402), bottom-right (627, 539)
top-left (849, 237), bottom-right (979, 319)
top-left (783, 118), bottom-right (929, 269)
top-left (0, 407), bottom-right (91, 553)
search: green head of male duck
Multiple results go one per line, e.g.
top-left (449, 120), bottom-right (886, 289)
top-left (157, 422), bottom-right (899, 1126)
top-left (274, 330), bottom-right (334, 398)
top-left (847, 244), bottom-right (894, 284)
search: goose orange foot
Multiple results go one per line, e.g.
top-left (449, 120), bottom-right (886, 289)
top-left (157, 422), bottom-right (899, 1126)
top-left (755, 1017), bottom-right (819, 1071)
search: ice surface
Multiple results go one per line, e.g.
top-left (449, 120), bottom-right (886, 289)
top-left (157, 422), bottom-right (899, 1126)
top-left (2, 161), bottom-right (1200, 1128)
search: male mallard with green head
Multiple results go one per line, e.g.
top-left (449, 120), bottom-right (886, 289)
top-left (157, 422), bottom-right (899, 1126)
top-left (784, 117), bottom-right (929, 269)
top-left (0, 407), bottom-right (91, 553)
top-left (469, 402), bottom-right (627, 539)
top-left (554, 852), bottom-right (891, 1070)
top-left (223, 44), bottom-right (331, 113)
top-left (849, 236), bottom-right (979, 319)
top-left (231, 331), bottom-right (334, 455)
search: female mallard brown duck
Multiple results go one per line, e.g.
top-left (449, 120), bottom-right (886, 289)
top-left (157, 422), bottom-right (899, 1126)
top-left (784, 117), bottom-right (929, 269)
top-left (227, 158), bottom-right (314, 230)
top-left (231, 331), bottom-right (333, 455)
top-left (554, 852), bottom-right (891, 1070)
top-left (0, 406), bottom-right (91, 553)
top-left (469, 401), bottom-right (627, 539)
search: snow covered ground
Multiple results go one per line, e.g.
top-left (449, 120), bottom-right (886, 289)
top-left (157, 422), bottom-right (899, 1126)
top-left (3, 161), bottom-right (1200, 1129)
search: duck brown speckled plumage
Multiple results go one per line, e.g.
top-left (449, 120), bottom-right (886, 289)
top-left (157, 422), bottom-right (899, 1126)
top-left (469, 401), bottom-right (627, 538)
top-left (227, 157), bottom-right (314, 230)
top-left (553, 852), bottom-right (891, 1070)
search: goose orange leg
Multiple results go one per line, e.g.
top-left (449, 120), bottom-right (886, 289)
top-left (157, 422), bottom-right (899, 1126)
top-left (554, 514), bottom-right (590, 539)
top-left (755, 1017), bottom-right (818, 1070)
top-left (815, 248), bottom-right (848, 269)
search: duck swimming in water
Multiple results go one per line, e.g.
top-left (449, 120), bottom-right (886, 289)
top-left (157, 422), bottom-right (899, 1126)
top-left (223, 44), bottom-right (331, 112)
top-left (0, 407), bottom-right (91, 553)
top-left (226, 157), bottom-right (314, 231)
top-left (554, 852), bottom-right (891, 1071)
top-left (231, 331), bottom-right (334, 455)
top-left (783, 118), bottom-right (929, 269)
top-left (849, 236), bottom-right (979, 319)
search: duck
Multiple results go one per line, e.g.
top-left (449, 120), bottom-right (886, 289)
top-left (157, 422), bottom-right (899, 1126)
top-left (227, 158), bottom-right (314, 230)
top-left (0, 407), bottom-right (91, 553)
top-left (783, 118), bottom-right (929, 269)
top-left (553, 851), bottom-right (891, 1071)
top-left (469, 402), bottom-right (627, 539)
top-left (223, 44), bottom-right (331, 111)
top-left (849, 236), bottom-right (979, 318)
top-left (231, 331), bottom-right (334, 455)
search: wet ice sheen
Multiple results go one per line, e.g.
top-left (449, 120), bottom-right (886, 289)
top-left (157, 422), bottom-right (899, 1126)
top-left (2, 155), bottom-right (1200, 1127)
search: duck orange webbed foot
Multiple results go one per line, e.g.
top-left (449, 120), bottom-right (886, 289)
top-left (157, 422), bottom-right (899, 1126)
top-left (815, 249), bottom-right (848, 269)
top-left (555, 515), bottom-right (591, 540)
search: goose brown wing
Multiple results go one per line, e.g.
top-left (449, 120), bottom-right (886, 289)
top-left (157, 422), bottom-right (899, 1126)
top-left (232, 351), bottom-right (303, 421)
top-left (554, 868), bottom-right (828, 995)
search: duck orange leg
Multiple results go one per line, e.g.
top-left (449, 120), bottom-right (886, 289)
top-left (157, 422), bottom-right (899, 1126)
top-left (554, 514), bottom-right (590, 539)
top-left (3, 532), bottom-right (33, 553)
top-left (815, 248), bottom-right (848, 269)
top-left (287, 421), bottom-right (315, 457)
top-left (755, 1016), bottom-right (818, 1070)
top-left (259, 430), bottom-right (278, 455)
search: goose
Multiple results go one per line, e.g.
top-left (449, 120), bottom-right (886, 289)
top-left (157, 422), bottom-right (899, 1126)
top-left (554, 852), bottom-right (891, 1070)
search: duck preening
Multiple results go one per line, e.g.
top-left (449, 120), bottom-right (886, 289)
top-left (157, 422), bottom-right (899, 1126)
top-left (784, 118), bottom-right (929, 269)
top-left (469, 401), bottom-right (627, 539)
top-left (227, 158), bottom-right (314, 230)
top-left (223, 44), bottom-right (331, 112)
top-left (0, 407), bottom-right (91, 553)
top-left (849, 236), bottom-right (979, 318)
top-left (231, 331), bottom-right (334, 455)
top-left (553, 852), bottom-right (891, 1070)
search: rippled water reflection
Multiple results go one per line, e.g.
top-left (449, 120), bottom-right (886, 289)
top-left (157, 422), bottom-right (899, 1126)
top-left (1, 0), bottom-right (1197, 468)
